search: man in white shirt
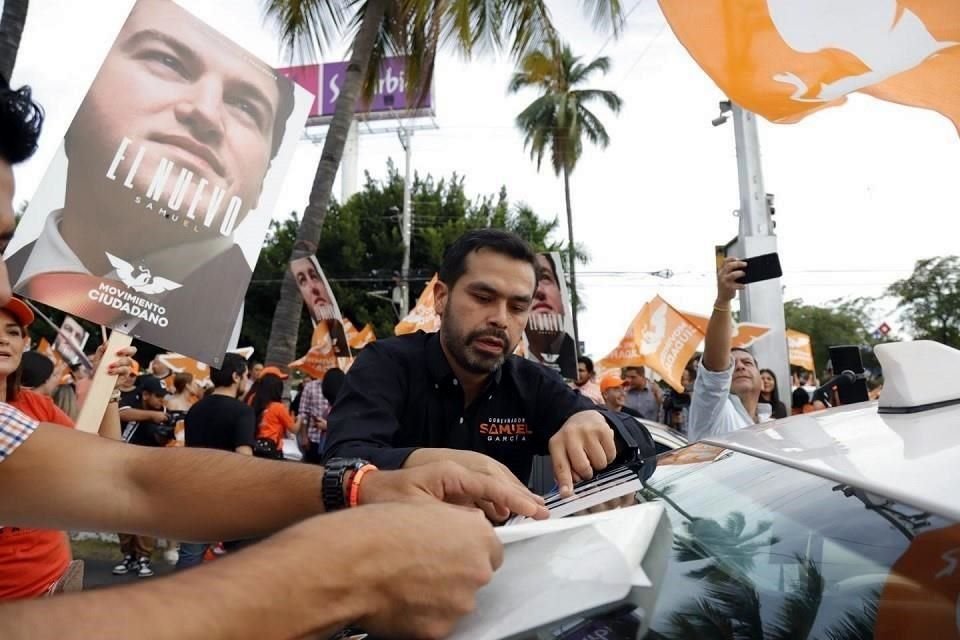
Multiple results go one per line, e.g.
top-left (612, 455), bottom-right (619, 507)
top-left (688, 257), bottom-right (771, 441)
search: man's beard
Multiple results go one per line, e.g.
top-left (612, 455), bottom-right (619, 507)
top-left (440, 307), bottom-right (511, 375)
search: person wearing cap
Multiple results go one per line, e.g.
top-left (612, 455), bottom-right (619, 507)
top-left (599, 374), bottom-right (643, 419)
top-left (0, 297), bottom-right (126, 598)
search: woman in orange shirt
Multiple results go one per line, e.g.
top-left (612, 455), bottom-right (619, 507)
top-left (251, 373), bottom-right (299, 459)
top-left (0, 298), bottom-right (131, 599)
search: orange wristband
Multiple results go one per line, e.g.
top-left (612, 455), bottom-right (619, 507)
top-left (348, 464), bottom-right (378, 508)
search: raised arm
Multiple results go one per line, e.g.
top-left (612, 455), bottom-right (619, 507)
top-left (703, 257), bottom-right (746, 372)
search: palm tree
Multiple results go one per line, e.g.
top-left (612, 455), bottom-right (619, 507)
top-left (0, 0), bottom-right (29, 81)
top-left (508, 43), bottom-right (622, 348)
top-left (261, 1), bottom-right (626, 368)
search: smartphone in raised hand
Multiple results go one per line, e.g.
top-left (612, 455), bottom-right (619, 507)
top-left (736, 252), bottom-right (783, 285)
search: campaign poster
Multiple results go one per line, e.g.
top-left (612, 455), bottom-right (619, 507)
top-left (6, 0), bottom-right (312, 366)
top-left (289, 256), bottom-right (350, 358)
top-left (525, 252), bottom-right (577, 379)
top-left (53, 316), bottom-right (93, 372)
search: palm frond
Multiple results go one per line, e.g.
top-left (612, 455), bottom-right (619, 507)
top-left (262, 0), bottom-right (346, 59)
top-left (579, 0), bottom-right (626, 36)
top-left (572, 88), bottom-right (623, 113)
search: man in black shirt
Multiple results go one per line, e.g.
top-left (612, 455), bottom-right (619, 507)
top-left (324, 229), bottom-right (620, 503)
top-left (178, 353), bottom-right (255, 569)
top-left (183, 353), bottom-right (255, 456)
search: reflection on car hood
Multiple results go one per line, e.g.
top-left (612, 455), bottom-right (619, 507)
top-left (702, 400), bottom-right (960, 520)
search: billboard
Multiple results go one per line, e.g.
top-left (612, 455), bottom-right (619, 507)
top-left (5, 0), bottom-right (313, 366)
top-left (278, 57), bottom-right (434, 126)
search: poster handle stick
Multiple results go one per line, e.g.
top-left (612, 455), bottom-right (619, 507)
top-left (75, 331), bottom-right (133, 434)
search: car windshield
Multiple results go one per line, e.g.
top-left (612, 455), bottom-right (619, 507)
top-left (632, 444), bottom-right (958, 639)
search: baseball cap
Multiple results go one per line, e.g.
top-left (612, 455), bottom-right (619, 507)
top-left (139, 375), bottom-right (170, 396)
top-left (0, 297), bottom-right (34, 328)
top-left (600, 374), bottom-right (626, 393)
top-left (259, 365), bottom-right (289, 380)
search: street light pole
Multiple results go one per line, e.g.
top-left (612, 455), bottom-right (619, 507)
top-left (398, 127), bottom-right (413, 317)
top-left (729, 104), bottom-right (791, 409)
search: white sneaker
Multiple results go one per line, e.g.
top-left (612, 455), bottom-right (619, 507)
top-left (137, 557), bottom-right (154, 578)
top-left (112, 555), bottom-right (136, 575)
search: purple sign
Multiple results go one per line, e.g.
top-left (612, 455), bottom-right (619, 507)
top-left (280, 57), bottom-right (433, 121)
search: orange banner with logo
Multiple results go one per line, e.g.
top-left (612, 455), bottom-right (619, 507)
top-left (681, 311), bottom-right (771, 349)
top-left (599, 297), bottom-right (705, 392)
top-left (395, 274), bottom-right (441, 336)
top-left (786, 329), bottom-right (815, 372)
top-left (659, 0), bottom-right (960, 133)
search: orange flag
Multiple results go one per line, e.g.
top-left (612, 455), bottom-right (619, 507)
top-left (599, 297), bottom-right (705, 392)
top-left (343, 318), bottom-right (359, 343)
top-left (786, 329), bottom-right (815, 372)
top-left (659, 0), bottom-right (960, 133)
top-left (598, 305), bottom-right (650, 371)
top-left (35, 337), bottom-right (61, 364)
top-left (395, 274), bottom-right (441, 336)
top-left (290, 321), bottom-right (339, 379)
top-left (350, 324), bottom-right (377, 349)
top-left (156, 353), bottom-right (212, 387)
top-left (681, 311), bottom-right (771, 349)
top-left (631, 296), bottom-right (705, 393)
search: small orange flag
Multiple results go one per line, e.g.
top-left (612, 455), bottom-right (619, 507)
top-left (681, 311), bottom-right (771, 349)
top-left (289, 322), bottom-right (340, 379)
top-left (786, 329), bottom-right (815, 372)
top-left (659, 0), bottom-right (960, 133)
top-left (599, 296), bottom-right (705, 392)
top-left (350, 324), bottom-right (377, 349)
top-left (156, 353), bottom-right (212, 387)
top-left (395, 274), bottom-right (441, 336)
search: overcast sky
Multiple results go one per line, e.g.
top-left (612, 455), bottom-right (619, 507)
top-left (10, 0), bottom-right (959, 359)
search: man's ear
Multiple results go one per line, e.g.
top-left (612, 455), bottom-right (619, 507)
top-left (433, 280), bottom-right (449, 316)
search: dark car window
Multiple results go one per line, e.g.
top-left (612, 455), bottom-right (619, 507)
top-left (638, 445), bottom-right (958, 639)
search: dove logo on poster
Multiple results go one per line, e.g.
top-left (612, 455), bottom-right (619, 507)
top-left (106, 253), bottom-right (182, 295)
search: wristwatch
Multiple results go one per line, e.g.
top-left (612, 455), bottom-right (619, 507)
top-left (322, 458), bottom-right (371, 511)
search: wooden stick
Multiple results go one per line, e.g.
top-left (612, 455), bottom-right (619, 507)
top-left (75, 331), bottom-right (133, 434)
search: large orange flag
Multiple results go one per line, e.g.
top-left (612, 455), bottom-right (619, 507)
top-left (395, 275), bottom-right (441, 336)
top-left (681, 311), bottom-right (771, 349)
top-left (659, 0), bottom-right (960, 133)
top-left (598, 305), bottom-right (650, 371)
top-left (786, 329), bottom-right (816, 372)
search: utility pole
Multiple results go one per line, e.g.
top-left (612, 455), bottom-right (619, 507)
top-left (398, 126), bottom-right (413, 317)
top-left (728, 103), bottom-right (791, 409)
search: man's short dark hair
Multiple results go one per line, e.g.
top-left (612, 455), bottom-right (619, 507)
top-left (0, 75), bottom-right (44, 165)
top-left (321, 368), bottom-right (346, 405)
top-left (623, 366), bottom-right (644, 375)
top-left (578, 356), bottom-right (594, 374)
top-left (731, 347), bottom-right (755, 361)
top-left (439, 229), bottom-right (538, 289)
top-left (210, 353), bottom-right (247, 388)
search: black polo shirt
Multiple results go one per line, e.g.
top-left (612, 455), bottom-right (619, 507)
top-left (323, 331), bottom-right (598, 481)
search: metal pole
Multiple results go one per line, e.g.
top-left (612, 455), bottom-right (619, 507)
top-left (730, 104), bottom-right (791, 409)
top-left (399, 127), bottom-right (413, 317)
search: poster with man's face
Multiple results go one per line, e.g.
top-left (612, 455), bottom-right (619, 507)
top-left (6, 0), bottom-right (312, 366)
top-left (53, 316), bottom-right (92, 372)
top-left (524, 252), bottom-right (577, 380)
top-left (290, 256), bottom-right (350, 357)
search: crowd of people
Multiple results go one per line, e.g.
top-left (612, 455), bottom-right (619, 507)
top-left (0, 36), bottom-right (880, 636)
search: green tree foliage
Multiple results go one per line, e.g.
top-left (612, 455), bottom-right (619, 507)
top-left (784, 298), bottom-right (881, 377)
top-left (240, 162), bottom-right (566, 358)
top-left (888, 256), bottom-right (960, 349)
